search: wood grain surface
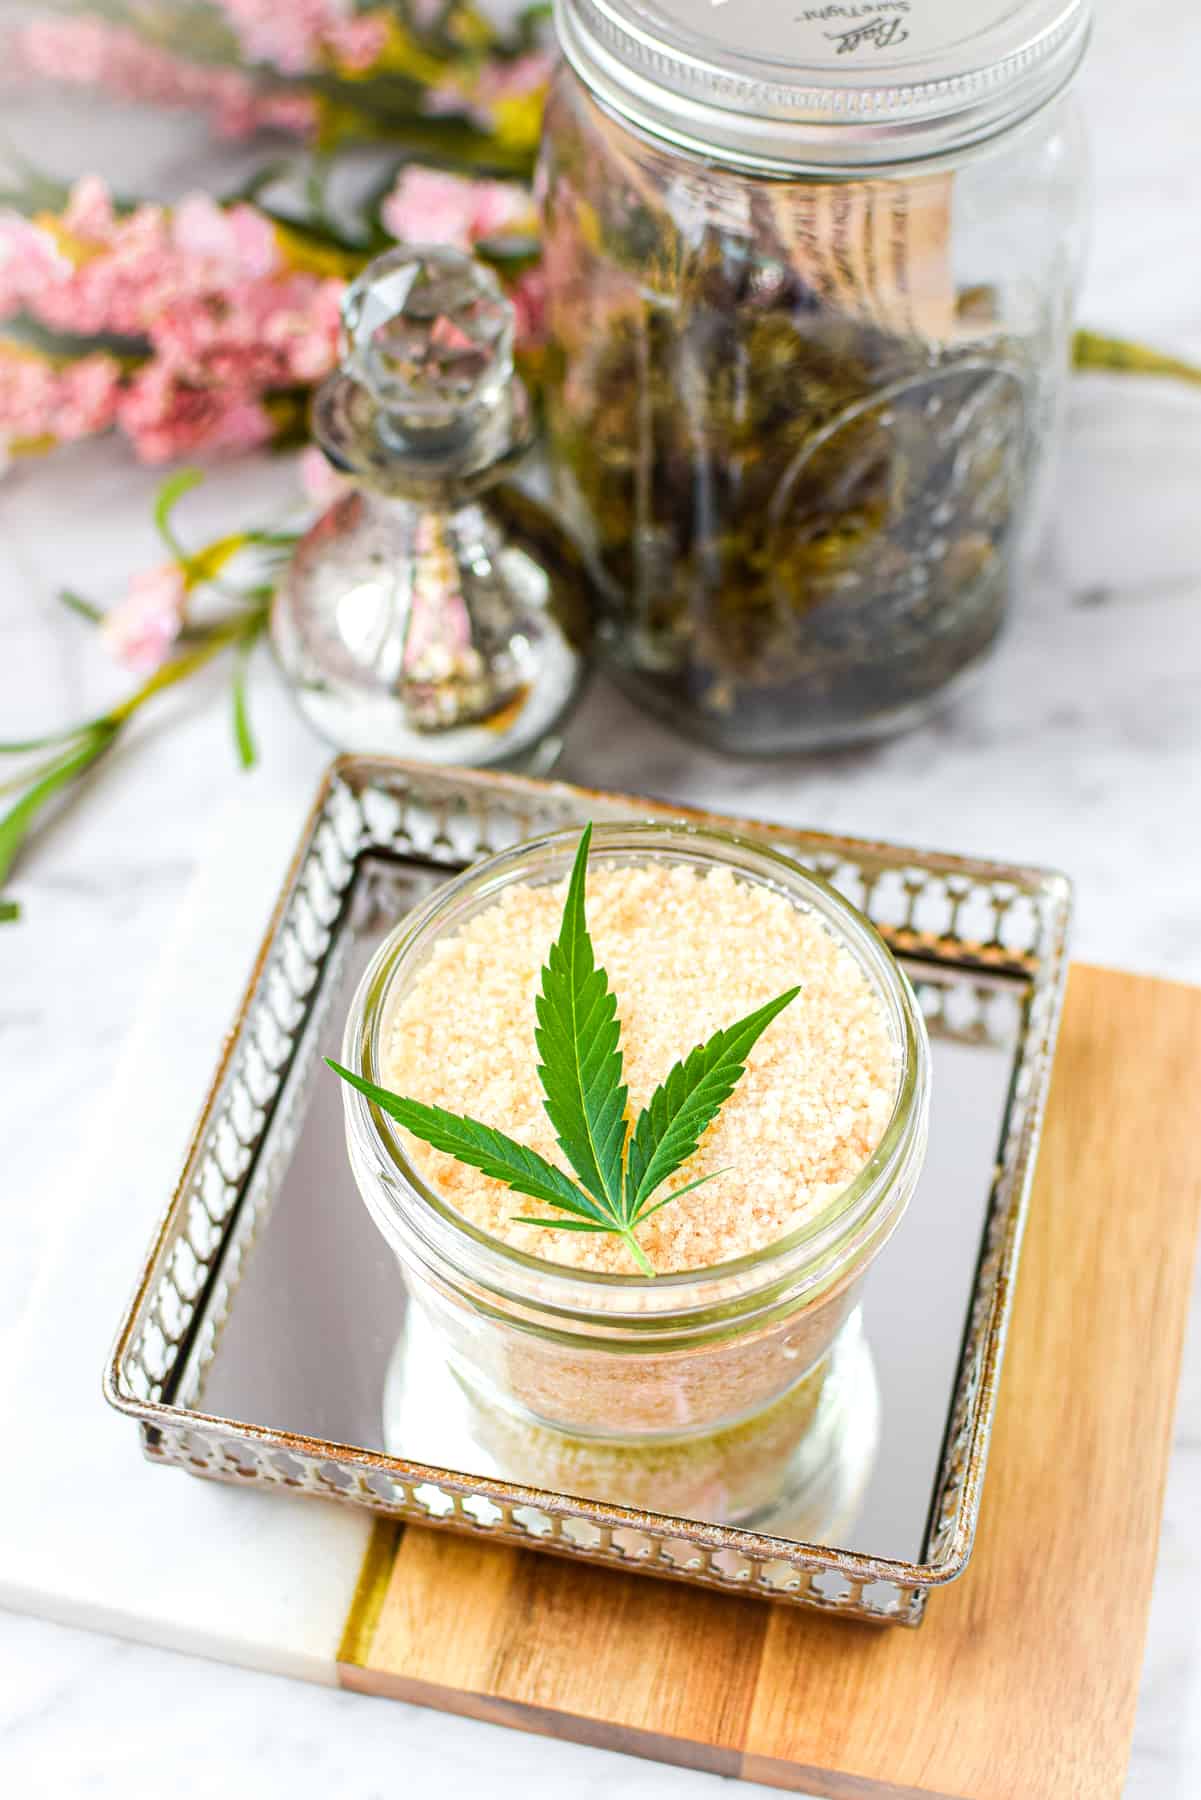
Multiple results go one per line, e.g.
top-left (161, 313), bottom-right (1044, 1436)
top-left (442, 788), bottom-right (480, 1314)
top-left (339, 965), bottom-right (1201, 1800)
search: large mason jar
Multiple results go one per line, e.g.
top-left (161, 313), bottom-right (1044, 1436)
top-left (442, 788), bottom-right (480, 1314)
top-left (538, 0), bottom-right (1091, 751)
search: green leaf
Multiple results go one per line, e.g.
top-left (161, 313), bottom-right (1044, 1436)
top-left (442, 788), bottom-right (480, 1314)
top-left (325, 1059), bottom-right (606, 1224)
top-left (153, 468), bottom-right (204, 563)
top-left (1073, 329), bottom-right (1201, 386)
top-left (0, 725), bottom-right (115, 889)
top-left (0, 313), bottom-right (148, 364)
top-left (57, 589), bottom-right (104, 624)
top-left (230, 637), bottom-right (257, 770)
top-left (0, 135), bottom-right (71, 213)
top-left (510, 1216), bottom-right (608, 1233)
top-left (225, 158), bottom-right (296, 206)
top-left (516, 1214), bottom-right (656, 1277)
top-left (0, 743), bottom-right (82, 799)
top-left (0, 722), bottom-right (103, 755)
top-left (184, 530), bottom-right (251, 587)
top-left (634, 1168), bottom-right (730, 1222)
top-left (624, 987), bottom-right (801, 1221)
top-left (0, 898), bottom-right (19, 923)
top-left (533, 823), bottom-right (629, 1215)
top-left (516, 3), bottom-right (553, 46)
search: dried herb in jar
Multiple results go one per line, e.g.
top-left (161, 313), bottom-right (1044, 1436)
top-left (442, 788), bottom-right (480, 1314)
top-left (539, 82), bottom-right (1040, 753)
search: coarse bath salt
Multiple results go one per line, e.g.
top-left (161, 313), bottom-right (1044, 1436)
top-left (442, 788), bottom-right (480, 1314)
top-left (384, 859), bottom-right (898, 1275)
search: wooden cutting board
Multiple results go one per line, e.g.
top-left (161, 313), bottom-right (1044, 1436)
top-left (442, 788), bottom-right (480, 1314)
top-left (335, 965), bottom-right (1201, 1799)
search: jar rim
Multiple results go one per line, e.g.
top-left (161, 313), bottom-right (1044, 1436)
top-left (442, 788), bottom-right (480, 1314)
top-left (341, 822), bottom-right (930, 1331)
top-left (554, 0), bottom-right (1090, 173)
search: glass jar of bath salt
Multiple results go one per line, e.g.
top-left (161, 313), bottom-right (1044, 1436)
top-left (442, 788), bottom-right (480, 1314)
top-left (537, 0), bottom-right (1092, 750)
top-left (340, 824), bottom-right (930, 1497)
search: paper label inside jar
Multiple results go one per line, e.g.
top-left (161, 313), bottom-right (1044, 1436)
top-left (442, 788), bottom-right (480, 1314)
top-left (587, 91), bottom-right (957, 341)
top-left (766, 175), bottom-right (955, 338)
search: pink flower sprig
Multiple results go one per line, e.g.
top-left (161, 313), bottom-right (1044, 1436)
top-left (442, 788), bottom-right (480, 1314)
top-left (3, 6), bottom-right (552, 166)
top-left (1, 166), bottom-right (546, 470)
top-left (0, 469), bottom-right (300, 921)
top-left (3, 14), bottom-right (318, 140)
top-left (379, 164), bottom-right (535, 251)
top-left (421, 47), bottom-right (553, 155)
top-left (0, 177), bottom-right (345, 465)
top-left (210, 0), bottom-right (390, 77)
top-left (99, 561), bottom-right (189, 673)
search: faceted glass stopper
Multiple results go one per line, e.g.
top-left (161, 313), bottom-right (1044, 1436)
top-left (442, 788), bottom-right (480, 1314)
top-left (340, 246), bottom-right (515, 435)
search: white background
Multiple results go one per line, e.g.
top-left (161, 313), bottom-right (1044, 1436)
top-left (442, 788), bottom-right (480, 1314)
top-left (1, 0), bottom-right (1199, 1793)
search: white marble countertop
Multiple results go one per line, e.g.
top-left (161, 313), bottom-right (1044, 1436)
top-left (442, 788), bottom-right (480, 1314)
top-left (2, 1), bottom-right (1200, 1793)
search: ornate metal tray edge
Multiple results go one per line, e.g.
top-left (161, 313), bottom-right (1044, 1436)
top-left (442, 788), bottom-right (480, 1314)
top-left (104, 755), bottom-right (1073, 1628)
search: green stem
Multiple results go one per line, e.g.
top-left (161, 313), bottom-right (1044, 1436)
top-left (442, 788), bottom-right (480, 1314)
top-left (1073, 330), bottom-right (1201, 386)
top-left (152, 468), bottom-right (204, 564)
top-left (0, 742), bottom-right (81, 799)
top-left (0, 606), bottom-right (267, 910)
top-left (620, 1228), bottom-right (656, 1279)
top-left (0, 612), bottom-right (260, 754)
top-left (0, 722), bottom-right (98, 754)
top-left (58, 589), bottom-right (104, 624)
top-left (106, 611), bottom-right (264, 725)
top-left (229, 622), bottom-right (264, 770)
top-left (0, 723), bottom-right (116, 889)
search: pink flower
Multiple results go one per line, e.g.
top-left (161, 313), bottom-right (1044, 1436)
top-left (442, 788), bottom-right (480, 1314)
top-left (209, 0), bottom-right (390, 76)
top-left (147, 274), bottom-right (343, 388)
top-left (63, 175), bottom-right (115, 243)
top-left (0, 214), bottom-right (70, 321)
top-left (473, 51), bottom-right (554, 111)
top-left (380, 168), bottom-right (535, 252)
top-left (0, 353), bottom-right (59, 445)
top-left (4, 17), bottom-right (317, 141)
top-left (214, 0), bottom-right (346, 74)
top-left (325, 14), bottom-right (389, 71)
top-left (172, 194), bottom-right (279, 281)
top-left (101, 562), bottom-right (187, 672)
top-left (0, 349), bottom-right (121, 447)
top-left (117, 363), bottom-right (274, 464)
top-left (32, 202), bottom-right (174, 338)
top-left (211, 83), bottom-right (317, 140)
top-left (299, 444), bottom-right (350, 508)
top-left (52, 355), bottom-right (124, 441)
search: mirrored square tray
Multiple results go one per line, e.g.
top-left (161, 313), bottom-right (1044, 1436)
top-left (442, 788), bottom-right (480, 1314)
top-left (105, 756), bottom-right (1071, 1628)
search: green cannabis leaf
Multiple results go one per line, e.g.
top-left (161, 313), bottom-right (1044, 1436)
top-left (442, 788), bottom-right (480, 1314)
top-left (533, 823), bottom-right (628, 1217)
top-left (327, 827), bottom-right (800, 1275)
top-left (319, 1071), bottom-right (607, 1224)
top-left (622, 987), bottom-right (800, 1221)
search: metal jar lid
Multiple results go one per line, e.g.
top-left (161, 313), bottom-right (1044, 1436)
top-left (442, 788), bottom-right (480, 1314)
top-left (554, 0), bottom-right (1090, 172)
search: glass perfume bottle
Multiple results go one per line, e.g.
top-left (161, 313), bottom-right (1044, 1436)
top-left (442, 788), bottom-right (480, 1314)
top-left (272, 247), bottom-right (592, 771)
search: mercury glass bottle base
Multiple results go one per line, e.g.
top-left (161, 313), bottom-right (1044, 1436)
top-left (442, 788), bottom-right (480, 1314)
top-left (383, 1304), bottom-right (880, 1541)
top-left (281, 678), bottom-right (573, 776)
